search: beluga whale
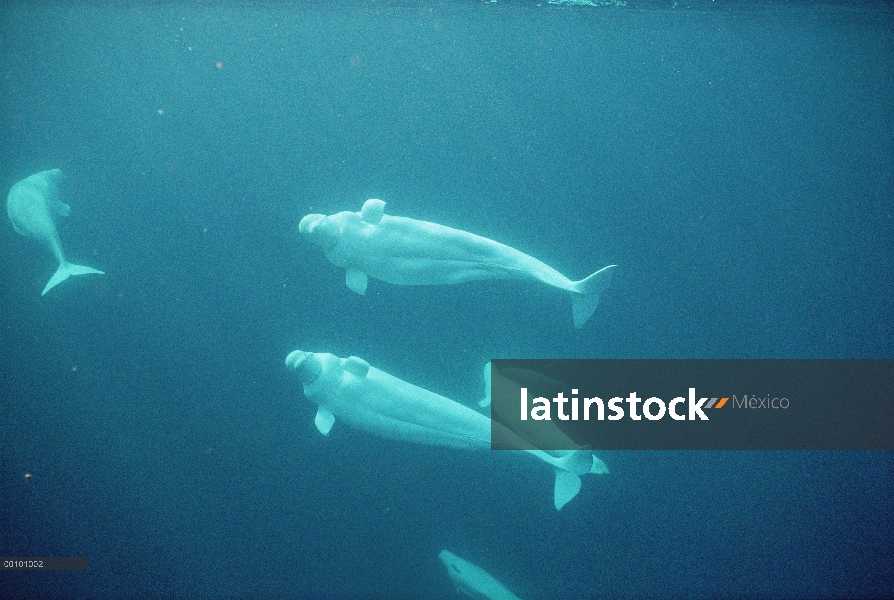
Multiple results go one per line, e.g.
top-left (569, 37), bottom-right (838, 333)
top-left (285, 349), bottom-right (609, 510)
top-left (438, 550), bottom-right (524, 600)
top-left (298, 199), bottom-right (616, 328)
top-left (7, 169), bottom-right (104, 295)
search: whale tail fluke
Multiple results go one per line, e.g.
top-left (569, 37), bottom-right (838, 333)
top-left (570, 264), bottom-right (617, 328)
top-left (550, 450), bottom-right (596, 510)
top-left (553, 469), bottom-right (583, 511)
top-left (42, 262), bottom-right (105, 296)
top-left (552, 451), bottom-right (611, 509)
top-left (590, 454), bottom-right (610, 474)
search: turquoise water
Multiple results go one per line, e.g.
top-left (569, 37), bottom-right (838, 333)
top-left (1, 1), bottom-right (892, 598)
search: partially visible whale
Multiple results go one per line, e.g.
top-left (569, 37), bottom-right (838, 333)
top-left (7, 169), bottom-right (104, 295)
top-left (286, 349), bottom-right (608, 510)
top-left (299, 199), bottom-right (616, 328)
top-left (438, 549), bottom-right (523, 600)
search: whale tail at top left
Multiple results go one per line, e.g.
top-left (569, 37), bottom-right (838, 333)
top-left (42, 262), bottom-right (105, 296)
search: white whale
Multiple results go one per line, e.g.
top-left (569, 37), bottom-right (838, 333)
top-left (439, 550), bottom-right (523, 600)
top-left (7, 169), bottom-right (104, 295)
top-left (298, 199), bottom-right (616, 328)
top-left (285, 349), bottom-right (608, 510)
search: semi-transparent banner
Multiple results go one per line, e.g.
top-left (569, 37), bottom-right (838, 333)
top-left (489, 360), bottom-right (894, 450)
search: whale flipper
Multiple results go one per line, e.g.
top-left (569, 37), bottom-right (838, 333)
top-left (346, 268), bottom-right (368, 294)
top-left (42, 262), bottom-right (105, 296)
top-left (51, 199), bottom-right (71, 217)
top-left (570, 264), bottom-right (617, 328)
top-left (315, 407), bottom-right (336, 436)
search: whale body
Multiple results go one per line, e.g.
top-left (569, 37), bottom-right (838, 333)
top-left (299, 199), bottom-right (616, 328)
top-left (438, 550), bottom-right (524, 600)
top-left (7, 169), bottom-right (104, 295)
top-left (285, 349), bottom-right (608, 510)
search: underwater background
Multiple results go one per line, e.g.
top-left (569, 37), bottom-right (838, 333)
top-left (1, 0), bottom-right (892, 598)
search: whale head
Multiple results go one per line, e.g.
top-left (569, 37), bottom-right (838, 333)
top-left (437, 550), bottom-right (488, 598)
top-left (298, 213), bottom-right (339, 251)
top-left (285, 350), bottom-right (323, 384)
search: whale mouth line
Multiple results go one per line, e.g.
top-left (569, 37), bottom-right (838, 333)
top-left (286, 350), bottom-right (323, 384)
top-left (299, 215), bottom-right (339, 251)
top-left (286, 350), bottom-right (308, 369)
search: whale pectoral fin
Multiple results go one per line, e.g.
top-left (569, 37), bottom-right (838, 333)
top-left (345, 268), bottom-right (368, 295)
top-left (342, 356), bottom-right (370, 378)
top-left (51, 199), bottom-right (71, 217)
top-left (359, 199), bottom-right (386, 224)
top-left (314, 407), bottom-right (336, 436)
top-left (38, 169), bottom-right (67, 210)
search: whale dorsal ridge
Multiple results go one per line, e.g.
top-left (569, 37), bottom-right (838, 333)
top-left (343, 356), bottom-right (370, 378)
top-left (359, 199), bottom-right (386, 224)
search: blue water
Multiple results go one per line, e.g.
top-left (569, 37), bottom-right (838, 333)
top-left (1, 1), bottom-right (892, 598)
